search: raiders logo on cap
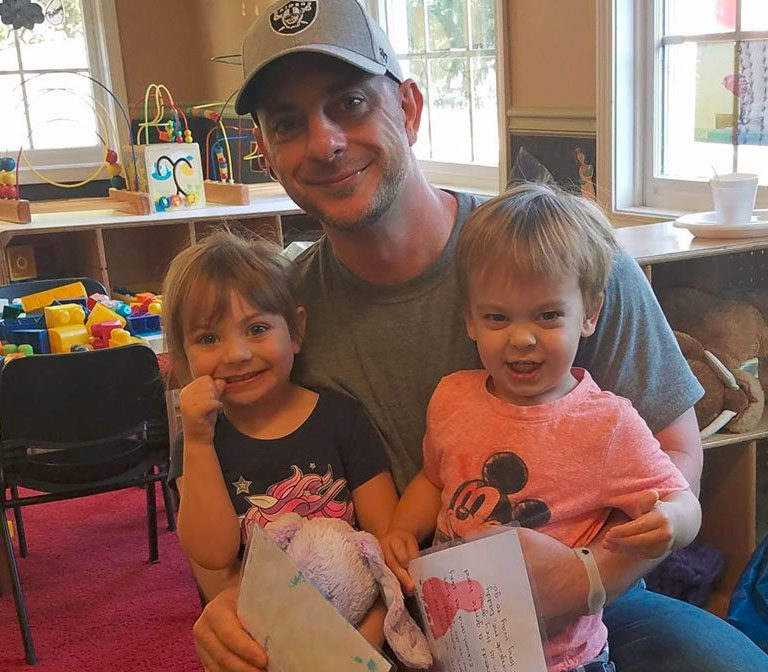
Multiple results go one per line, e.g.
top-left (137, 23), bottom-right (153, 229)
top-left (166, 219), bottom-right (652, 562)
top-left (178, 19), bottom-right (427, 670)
top-left (270, 1), bottom-right (318, 34)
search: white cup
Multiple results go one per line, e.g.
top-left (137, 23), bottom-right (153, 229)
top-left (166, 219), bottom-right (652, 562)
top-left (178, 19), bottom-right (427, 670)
top-left (710, 173), bottom-right (758, 226)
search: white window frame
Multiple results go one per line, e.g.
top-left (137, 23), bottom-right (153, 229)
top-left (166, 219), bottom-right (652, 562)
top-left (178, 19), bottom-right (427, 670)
top-left (366, 0), bottom-right (506, 194)
top-left (597, 0), bottom-right (768, 225)
top-left (2, 0), bottom-right (128, 186)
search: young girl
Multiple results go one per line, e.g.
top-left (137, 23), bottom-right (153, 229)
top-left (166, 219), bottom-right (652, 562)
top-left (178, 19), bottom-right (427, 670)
top-left (163, 230), bottom-right (398, 645)
top-left (383, 183), bottom-right (702, 672)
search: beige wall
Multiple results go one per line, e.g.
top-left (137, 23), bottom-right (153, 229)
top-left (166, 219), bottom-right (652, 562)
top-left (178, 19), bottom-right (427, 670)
top-left (116, 0), bottom-right (596, 112)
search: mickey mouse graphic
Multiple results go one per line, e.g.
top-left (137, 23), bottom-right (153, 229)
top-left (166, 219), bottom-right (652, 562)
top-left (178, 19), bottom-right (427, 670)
top-left (441, 451), bottom-right (550, 542)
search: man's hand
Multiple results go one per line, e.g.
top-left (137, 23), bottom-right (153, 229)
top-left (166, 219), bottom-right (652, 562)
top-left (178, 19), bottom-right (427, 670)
top-left (382, 529), bottom-right (420, 595)
top-left (193, 585), bottom-right (268, 672)
top-left (180, 376), bottom-right (226, 446)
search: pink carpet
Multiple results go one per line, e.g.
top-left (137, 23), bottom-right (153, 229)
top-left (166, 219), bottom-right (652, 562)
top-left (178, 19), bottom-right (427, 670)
top-left (0, 487), bottom-right (204, 671)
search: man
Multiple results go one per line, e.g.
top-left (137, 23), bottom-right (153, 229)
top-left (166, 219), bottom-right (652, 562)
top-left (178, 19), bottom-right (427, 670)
top-left (181, 1), bottom-right (768, 670)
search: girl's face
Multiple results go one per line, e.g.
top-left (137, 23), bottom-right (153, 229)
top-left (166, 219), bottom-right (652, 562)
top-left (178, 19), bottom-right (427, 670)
top-left (465, 267), bottom-right (601, 406)
top-left (183, 289), bottom-right (302, 410)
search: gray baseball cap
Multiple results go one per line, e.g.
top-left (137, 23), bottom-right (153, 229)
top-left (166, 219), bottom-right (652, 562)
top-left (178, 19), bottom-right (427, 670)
top-left (235, 0), bottom-right (403, 115)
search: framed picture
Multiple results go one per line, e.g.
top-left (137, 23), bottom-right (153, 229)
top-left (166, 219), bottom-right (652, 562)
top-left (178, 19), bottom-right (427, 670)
top-left (507, 133), bottom-right (597, 200)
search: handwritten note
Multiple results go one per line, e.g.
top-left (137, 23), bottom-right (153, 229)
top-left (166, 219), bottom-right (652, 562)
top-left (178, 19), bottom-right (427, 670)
top-left (237, 524), bottom-right (393, 672)
top-left (408, 528), bottom-right (547, 672)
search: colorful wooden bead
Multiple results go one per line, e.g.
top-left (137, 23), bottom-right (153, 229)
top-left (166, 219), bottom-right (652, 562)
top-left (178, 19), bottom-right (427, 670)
top-left (0, 171), bottom-right (15, 185)
top-left (106, 149), bottom-right (118, 164)
top-left (0, 157), bottom-right (15, 171)
top-left (110, 175), bottom-right (126, 189)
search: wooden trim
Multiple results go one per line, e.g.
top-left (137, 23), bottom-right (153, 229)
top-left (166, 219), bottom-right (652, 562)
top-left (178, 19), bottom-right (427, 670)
top-left (507, 107), bottom-right (596, 136)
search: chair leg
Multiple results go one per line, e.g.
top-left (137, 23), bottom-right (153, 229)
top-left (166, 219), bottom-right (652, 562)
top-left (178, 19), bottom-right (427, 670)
top-left (1, 510), bottom-right (38, 664)
top-left (146, 478), bottom-right (159, 564)
top-left (160, 479), bottom-right (177, 532)
top-left (10, 486), bottom-right (27, 558)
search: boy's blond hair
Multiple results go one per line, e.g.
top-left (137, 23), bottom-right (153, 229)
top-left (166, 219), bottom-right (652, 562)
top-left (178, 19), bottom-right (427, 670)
top-left (162, 229), bottom-right (300, 384)
top-left (456, 183), bottom-right (619, 312)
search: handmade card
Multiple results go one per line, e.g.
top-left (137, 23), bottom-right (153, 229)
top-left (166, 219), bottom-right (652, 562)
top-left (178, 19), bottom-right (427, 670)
top-left (237, 524), bottom-right (393, 672)
top-left (408, 527), bottom-right (548, 672)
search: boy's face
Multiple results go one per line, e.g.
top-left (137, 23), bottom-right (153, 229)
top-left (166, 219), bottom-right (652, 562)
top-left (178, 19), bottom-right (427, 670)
top-left (464, 268), bottom-right (602, 406)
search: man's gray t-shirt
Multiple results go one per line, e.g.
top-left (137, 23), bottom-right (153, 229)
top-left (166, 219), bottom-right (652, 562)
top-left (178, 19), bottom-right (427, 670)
top-left (291, 191), bottom-right (703, 491)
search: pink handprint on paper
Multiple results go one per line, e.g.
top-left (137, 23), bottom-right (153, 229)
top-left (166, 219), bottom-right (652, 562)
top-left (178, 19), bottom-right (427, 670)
top-left (420, 576), bottom-right (485, 639)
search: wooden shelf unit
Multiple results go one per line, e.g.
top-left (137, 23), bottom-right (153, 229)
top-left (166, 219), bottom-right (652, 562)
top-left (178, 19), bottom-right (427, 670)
top-left (615, 221), bottom-right (768, 617)
top-left (0, 184), bottom-right (302, 292)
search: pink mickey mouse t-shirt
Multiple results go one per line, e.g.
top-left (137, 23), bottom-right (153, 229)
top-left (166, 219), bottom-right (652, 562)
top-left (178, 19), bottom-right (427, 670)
top-left (422, 368), bottom-right (689, 672)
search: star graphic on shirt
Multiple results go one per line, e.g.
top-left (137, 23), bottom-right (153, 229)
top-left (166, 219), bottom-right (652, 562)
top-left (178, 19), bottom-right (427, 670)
top-left (309, 462), bottom-right (316, 470)
top-left (232, 476), bottom-right (252, 495)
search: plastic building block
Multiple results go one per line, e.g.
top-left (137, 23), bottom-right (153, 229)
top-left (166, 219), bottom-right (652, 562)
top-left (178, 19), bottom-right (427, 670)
top-left (3, 343), bottom-right (17, 355)
top-left (8, 329), bottom-right (50, 354)
top-left (85, 302), bottom-right (126, 335)
top-left (3, 304), bottom-right (23, 319)
top-left (48, 325), bottom-right (89, 353)
top-left (70, 344), bottom-right (93, 352)
top-left (90, 337), bottom-right (108, 350)
top-left (20, 281), bottom-right (87, 312)
top-left (17, 344), bottom-right (33, 356)
top-left (108, 328), bottom-right (146, 348)
top-left (44, 303), bottom-right (86, 329)
top-left (91, 320), bottom-right (122, 341)
top-left (87, 293), bottom-right (110, 310)
top-left (125, 313), bottom-right (161, 335)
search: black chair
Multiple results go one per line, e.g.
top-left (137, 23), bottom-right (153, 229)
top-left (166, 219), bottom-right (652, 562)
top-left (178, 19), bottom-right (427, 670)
top-left (0, 276), bottom-right (108, 302)
top-left (0, 345), bottom-right (175, 664)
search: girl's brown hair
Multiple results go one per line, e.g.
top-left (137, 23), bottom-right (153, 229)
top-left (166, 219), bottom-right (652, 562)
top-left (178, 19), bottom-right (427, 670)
top-left (162, 229), bottom-right (300, 383)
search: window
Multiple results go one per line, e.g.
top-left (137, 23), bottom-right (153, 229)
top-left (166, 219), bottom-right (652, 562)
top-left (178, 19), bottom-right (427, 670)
top-left (598, 0), bottom-right (768, 219)
top-left (368, 0), bottom-right (502, 192)
top-left (0, 0), bottom-right (126, 185)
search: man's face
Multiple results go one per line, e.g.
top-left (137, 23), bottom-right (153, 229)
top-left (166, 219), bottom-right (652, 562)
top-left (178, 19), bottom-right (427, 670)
top-left (253, 54), bottom-right (415, 232)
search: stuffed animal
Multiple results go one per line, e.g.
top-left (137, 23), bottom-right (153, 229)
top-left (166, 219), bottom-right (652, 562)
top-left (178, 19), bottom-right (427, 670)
top-left (674, 330), bottom-right (764, 436)
top-left (263, 514), bottom-right (433, 669)
top-left (660, 287), bottom-right (768, 391)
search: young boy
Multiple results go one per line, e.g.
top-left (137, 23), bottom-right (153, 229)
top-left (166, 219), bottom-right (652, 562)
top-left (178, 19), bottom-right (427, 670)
top-left (382, 183), bottom-right (702, 672)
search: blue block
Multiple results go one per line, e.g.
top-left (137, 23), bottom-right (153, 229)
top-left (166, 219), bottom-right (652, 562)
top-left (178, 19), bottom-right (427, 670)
top-left (0, 315), bottom-right (45, 341)
top-left (125, 313), bottom-right (161, 335)
top-left (8, 329), bottom-right (50, 354)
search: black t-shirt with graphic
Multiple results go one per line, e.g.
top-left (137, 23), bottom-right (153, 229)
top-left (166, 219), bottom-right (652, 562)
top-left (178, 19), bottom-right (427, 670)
top-left (168, 388), bottom-right (390, 531)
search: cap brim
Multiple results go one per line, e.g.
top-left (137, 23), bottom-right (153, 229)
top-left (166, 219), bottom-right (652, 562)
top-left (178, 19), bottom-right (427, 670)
top-left (234, 44), bottom-right (388, 116)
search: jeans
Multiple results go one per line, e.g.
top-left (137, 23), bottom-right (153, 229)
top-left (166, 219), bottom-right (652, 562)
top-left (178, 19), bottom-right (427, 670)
top-left (604, 581), bottom-right (768, 671)
top-left (565, 644), bottom-right (615, 672)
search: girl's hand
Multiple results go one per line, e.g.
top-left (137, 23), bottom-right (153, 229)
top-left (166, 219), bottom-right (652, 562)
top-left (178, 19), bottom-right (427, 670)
top-left (382, 530), bottom-right (420, 596)
top-left (602, 490), bottom-right (675, 559)
top-left (180, 375), bottom-right (227, 446)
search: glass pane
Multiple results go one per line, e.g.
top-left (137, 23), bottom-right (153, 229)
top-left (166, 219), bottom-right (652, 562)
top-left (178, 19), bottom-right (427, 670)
top-left (666, 0), bottom-right (734, 35)
top-left (428, 56), bottom-right (470, 162)
top-left (736, 40), bottom-right (768, 146)
top-left (26, 71), bottom-right (98, 149)
top-left (737, 145), bottom-right (768, 184)
top-left (385, 0), bottom-right (426, 53)
top-left (427, 0), bottom-right (466, 51)
top-left (0, 24), bottom-right (20, 70)
top-left (17, 0), bottom-right (87, 71)
top-left (401, 57), bottom-right (431, 161)
top-left (471, 56), bottom-right (497, 164)
top-left (0, 74), bottom-right (31, 151)
top-left (662, 41), bottom-right (734, 178)
top-left (742, 0), bottom-right (768, 31)
top-left (470, 0), bottom-right (494, 50)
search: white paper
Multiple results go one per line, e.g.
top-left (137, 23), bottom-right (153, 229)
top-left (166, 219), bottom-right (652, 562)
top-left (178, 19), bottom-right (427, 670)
top-left (408, 528), bottom-right (547, 672)
top-left (237, 524), bottom-right (393, 672)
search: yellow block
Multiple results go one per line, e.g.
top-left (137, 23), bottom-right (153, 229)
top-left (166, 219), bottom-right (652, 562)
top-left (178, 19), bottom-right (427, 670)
top-left (44, 303), bottom-right (86, 328)
top-left (49, 325), bottom-right (89, 353)
top-left (85, 302), bottom-right (126, 335)
top-left (20, 281), bottom-right (87, 312)
top-left (108, 328), bottom-right (146, 348)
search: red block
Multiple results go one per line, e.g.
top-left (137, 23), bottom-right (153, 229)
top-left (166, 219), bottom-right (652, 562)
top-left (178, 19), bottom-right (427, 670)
top-left (91, 320), bottom-right (122, 340)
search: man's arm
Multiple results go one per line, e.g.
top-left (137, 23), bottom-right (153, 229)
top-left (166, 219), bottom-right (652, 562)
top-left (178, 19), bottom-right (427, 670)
top-left (522, 408), bottom-right (703, 635)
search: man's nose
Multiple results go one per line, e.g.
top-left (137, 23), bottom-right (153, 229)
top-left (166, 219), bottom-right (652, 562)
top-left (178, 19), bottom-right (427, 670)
top-left (306, 113), bottom-right (347, 161)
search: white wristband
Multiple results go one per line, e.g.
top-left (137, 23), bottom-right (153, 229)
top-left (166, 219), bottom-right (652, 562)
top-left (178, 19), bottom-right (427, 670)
top-left (574, 547), bottom-right (606, 614)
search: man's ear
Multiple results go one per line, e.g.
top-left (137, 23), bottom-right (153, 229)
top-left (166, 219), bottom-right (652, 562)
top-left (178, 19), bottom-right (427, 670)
top-left (292, 306), bottom-right (307, 353)
top-left (581, 293), bottom-right (604, 338)
top-left (398, 79), bottom-right (423, 146)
